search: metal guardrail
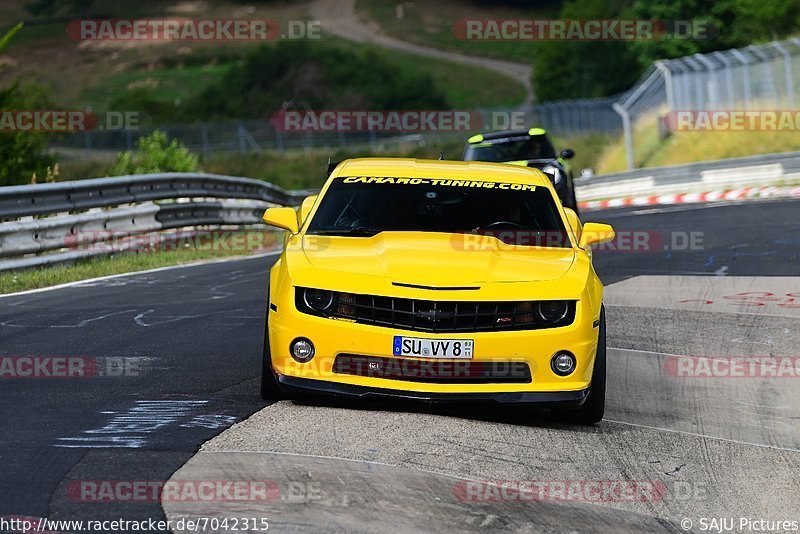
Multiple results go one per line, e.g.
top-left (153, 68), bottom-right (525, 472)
top-left (576, 150), bottom-right (800, 202)
top-left (0, 172), bottom-right (310, 219)
top-left (0, 173), bottom-right (314, 272)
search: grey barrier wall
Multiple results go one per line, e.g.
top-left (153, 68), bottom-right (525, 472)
top-left (575, 151), bottom-right (800, 201)
top-left (0, 173), bottom-right (314, 272)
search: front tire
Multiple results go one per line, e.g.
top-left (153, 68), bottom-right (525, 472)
top-left (553, 306), bottom-right (606, 425)
top-left (260, 298), bottom-right (285, 401)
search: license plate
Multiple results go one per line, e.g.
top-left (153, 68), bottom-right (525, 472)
top-left (393, 336), bottom-right (473, 359)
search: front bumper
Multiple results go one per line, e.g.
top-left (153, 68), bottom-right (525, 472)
top-left (278, 375), bottom-right (589, 406)
top-left (269, 287), bottom-right (600, 397)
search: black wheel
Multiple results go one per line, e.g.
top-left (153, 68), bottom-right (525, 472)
top-left (553, 306), bottom-right (606, 425)
top-left (260, 295), bottom-right (285, 401)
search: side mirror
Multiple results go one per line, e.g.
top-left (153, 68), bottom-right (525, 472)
top-left (298, 194), bottom-right (318, 225)
top-left (263, 207), bottom-right (299, 234)
top-left (560, 148), bottom-right (575, 159)
top-left (580, 222), bottom-right (615, 249)
top-left (563, 207), bottom-right (582, 242)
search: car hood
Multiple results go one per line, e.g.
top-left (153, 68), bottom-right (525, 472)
top-left (300, 232), bottom-right (575, 285)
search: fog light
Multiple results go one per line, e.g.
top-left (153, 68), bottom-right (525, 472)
top-left (290, 338), bottom-right (315, 362)
top-left (551, 351), bottom-right (576, 376)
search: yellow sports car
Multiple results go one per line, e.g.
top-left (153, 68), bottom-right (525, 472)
top-left (261, 158), bottom-right (614, 424)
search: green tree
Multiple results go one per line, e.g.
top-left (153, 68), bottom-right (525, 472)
top-left (25, 0), bottom-right (92, 17)
top-left (533, 0), bottom-right (640, 101)
top-left (184, 41), bottom-right (448, 120)
top-left (0, 23), bottom-right (57, 187)
top-left (108, 130), bottom-right (200, 175)
top-left (726, 0), bottom-right (800, 43)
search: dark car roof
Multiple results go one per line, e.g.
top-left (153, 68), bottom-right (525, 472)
top-left (482, 129), bottom-right (541, 140)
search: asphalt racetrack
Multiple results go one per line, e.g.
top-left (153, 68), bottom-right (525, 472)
top-left (1, 198), bottom-right (798, 533)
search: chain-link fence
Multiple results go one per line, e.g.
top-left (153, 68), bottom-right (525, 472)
top-left (50, 100), bottom-right (624, 157)
top-left (614, 37), bottom-right (800, 169)
top-left (51, 38), bottom-right (800, 169)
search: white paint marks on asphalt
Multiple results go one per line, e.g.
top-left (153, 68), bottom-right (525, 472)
top-left (181, 414), bottom-right (239, 429)
top-left (605, 275), bottom-right (800, 317)
top-left (0, 309), bottom-right (137, 328)
top-left (133, 308), bottom-right (248, 327)
top-left (55, 400), bottom-right (208, 448)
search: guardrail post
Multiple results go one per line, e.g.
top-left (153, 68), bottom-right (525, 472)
top-left (201, 124), bottom-right (210, 157)
top-left (612, 103), bottom-right (634, 171)
top-left (655, 61), bottom-right (674, 111)
top-left (237, 123), bottom-right (247, 153)
top-left (730, 49), bottom-right (752, 108)
top-left (772, 42), bottom-right (794, 108)
top-left (714, 52), bottom-right (736, 109)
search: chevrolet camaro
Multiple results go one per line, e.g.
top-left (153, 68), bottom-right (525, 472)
top-left (260, 158), bottom-right (614, 424)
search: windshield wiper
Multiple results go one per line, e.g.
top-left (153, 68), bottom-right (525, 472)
top-left (310, 226), bottom-right (383, 237)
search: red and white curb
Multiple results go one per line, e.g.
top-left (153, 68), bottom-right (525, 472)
top-left (578, 185), bottom-right (800, 211)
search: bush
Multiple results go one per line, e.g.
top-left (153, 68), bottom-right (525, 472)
top-left (108, 130), bottom-right (200, 175)
top-left (533, 0), bottom-right (800, 102)
top-left (0, 23), bottom-right (58, 187)
top-left (0, 83), bottom-right (57, 186)
top-left (185, 40), bottom-right (448, 120)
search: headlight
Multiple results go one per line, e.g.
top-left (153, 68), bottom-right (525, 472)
top-left (536, 300), bottom-right (569, 323)
top-left (542, 164), bottom-right (562, 184)
top-left (297, 288), bottom-right (357, 318)
top-left (303, 288), bottom-right (334, 312)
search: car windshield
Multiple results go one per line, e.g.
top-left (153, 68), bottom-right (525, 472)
top-left (463, 134), bottom-right (557, 162)
top-left (306, 177), bottom-right (570, 247)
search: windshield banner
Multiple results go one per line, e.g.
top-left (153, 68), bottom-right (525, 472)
top-left (341, 176), bottom-right (537, 191)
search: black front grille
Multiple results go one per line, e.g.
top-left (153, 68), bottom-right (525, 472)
top-left (333, 354), bottom-right (532, 384)
top-left (296, 288), bottom-right (575, 333)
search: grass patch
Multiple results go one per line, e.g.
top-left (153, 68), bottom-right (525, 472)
top-left (0, 231), bottom-right (279, 295)
top-left (596, 113), bottom-right (800, 174)
top-left (366, 43), bottom-right (525, 108)
top-left (80, 64), bottom-right (230, 116)
top-left (647, 130), bottom-right (800, 167)
top-left (203, 137), bottom-right (467, 190)
top-left (551, 132), bottom-right (615, 174)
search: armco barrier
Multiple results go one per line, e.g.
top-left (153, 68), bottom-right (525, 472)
top-left (576, 151), bottom-right (800, 209)
top-left (0, 173), bottom-right (314, 272)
